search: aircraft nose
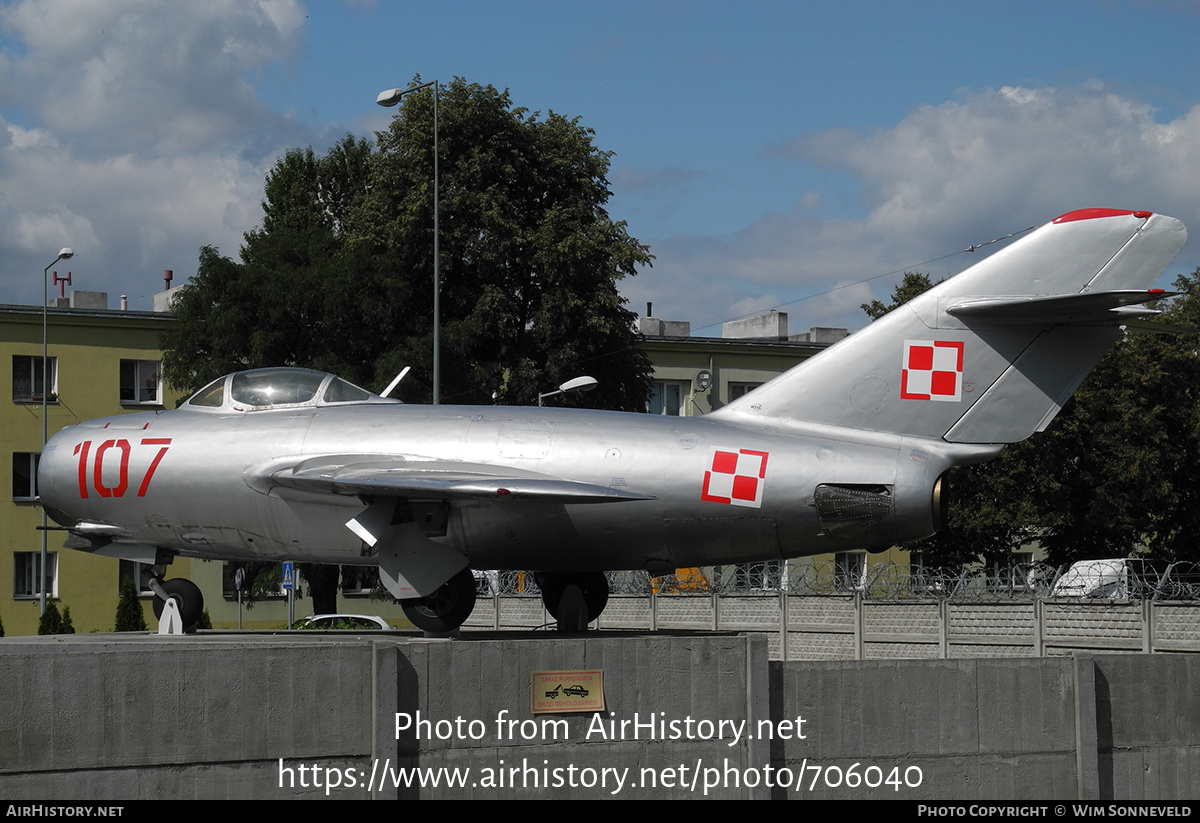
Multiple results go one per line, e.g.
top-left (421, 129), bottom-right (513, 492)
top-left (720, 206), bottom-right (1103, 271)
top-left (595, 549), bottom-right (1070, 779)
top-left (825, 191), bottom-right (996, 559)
top-left (38, 431), bottom-right (75, 524)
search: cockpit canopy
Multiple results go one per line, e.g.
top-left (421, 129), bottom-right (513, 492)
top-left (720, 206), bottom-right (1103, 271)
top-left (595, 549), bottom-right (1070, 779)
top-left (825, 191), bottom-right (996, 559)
top-left (185, 368), bottom-right (399, 412)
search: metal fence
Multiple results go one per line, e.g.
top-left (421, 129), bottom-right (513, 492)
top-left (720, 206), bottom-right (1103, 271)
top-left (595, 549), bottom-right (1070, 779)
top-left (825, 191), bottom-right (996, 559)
top-left (478, 559), bottom-right (1200, 601)
top-left (465, 560), bottom-right (1200, 659)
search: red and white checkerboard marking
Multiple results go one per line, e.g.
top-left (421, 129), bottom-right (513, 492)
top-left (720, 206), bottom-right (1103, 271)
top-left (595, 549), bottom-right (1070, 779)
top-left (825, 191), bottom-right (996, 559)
top-left (901, 340), bottom-right (964, 402)
top-left (701, 448), bottom-right (769, 508)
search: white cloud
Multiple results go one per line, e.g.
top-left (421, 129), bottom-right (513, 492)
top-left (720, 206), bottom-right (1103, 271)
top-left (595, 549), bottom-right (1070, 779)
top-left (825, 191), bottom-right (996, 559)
top-left (636, 83), bottom-right (1200, 333)
top-left (0, 0), bottom-right (306, 158)
top-left (782, 83), bottom-right (1199, 255)
top-left (0, 0), bottom-right (312, 308)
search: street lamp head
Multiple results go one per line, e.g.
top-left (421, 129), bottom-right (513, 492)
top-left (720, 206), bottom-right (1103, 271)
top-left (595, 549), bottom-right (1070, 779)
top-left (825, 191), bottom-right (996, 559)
top-left (376, 88), bottom-right (404, 108)
top-left (57, 248), bottom-right (74, 261)
top-left (559, 375), bottom-right (598, 394)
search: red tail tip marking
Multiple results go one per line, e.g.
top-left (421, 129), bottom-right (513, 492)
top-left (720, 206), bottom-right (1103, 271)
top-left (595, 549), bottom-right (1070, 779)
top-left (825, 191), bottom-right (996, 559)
top-left (1053, 208), bottom-right (1152, 224)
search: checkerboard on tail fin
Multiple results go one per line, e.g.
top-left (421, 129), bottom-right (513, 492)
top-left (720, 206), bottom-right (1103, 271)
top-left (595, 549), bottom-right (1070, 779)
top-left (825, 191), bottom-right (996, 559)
top-left (710, 209), bottom-right (1187, 444)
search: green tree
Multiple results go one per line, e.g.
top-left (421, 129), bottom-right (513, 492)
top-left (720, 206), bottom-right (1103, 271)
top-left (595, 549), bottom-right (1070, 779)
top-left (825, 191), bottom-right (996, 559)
top-left (114, 576), bottom-right (147, 632)
top-left (164, 78), bottom-right (652, 411)
top-left (59, 606), bottom-right (75, 634)
top-left (298, 563), bottom-right (339, 616)
top-left (164, 136), bottom-right (376, 390)
top-left (861, 272), bottom-right (941, 321)
top-left (162, 80), bottom-right (655, 598)
top-left (37, 600), bottom-right (63, 635)
top-left (226, 562), bottom-right (336, 616)
top-left (353, 79), bottom-right (652, 409)
top-left (1031, 268), bottom-right (1200, 563)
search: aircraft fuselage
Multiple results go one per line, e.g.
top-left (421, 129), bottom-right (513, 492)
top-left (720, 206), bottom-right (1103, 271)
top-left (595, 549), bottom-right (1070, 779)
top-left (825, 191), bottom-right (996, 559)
top-left (40, 402), bottom-right (984, 574)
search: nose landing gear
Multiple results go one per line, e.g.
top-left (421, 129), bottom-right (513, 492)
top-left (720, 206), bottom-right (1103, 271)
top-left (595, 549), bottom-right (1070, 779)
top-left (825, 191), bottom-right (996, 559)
top-left (149, 577), bottom-right (204, 633)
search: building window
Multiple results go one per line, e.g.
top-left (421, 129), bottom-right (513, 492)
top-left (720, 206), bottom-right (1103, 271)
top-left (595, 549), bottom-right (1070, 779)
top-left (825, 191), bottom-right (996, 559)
top-left (12, 452), bottom-right (40, 501)
top-left (991, 552), bottom-right (1035, 592)
top-left (648, 380), bottom-right (688, 416)
top-left (14, 552), bottom-right (57, 599)
top-left (120, 359), bottom-right (161, 404)
top-left (728, 382), bottom-right (763, 401)
top-left (12, 355), bottom-right (56, 403)
top-left (118, 560), bottom-right (153, 596)
top-left (835, 552), bottom-right (867, 591)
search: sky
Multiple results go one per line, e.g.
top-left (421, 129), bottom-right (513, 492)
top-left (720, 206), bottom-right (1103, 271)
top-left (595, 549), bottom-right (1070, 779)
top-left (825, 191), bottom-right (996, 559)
top-left (0, 0), bottom-right (1196, 335)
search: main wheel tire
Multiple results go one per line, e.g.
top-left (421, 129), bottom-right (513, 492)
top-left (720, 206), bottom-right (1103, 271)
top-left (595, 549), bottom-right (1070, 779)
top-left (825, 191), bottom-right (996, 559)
top-left (540, 571), bottom-right (609, 623)
top-left (556, 584), bottom-right (589, 633)
top-left (402, 568), bottom-right (477, 633)
top-left (152, 578), bottom-right (204, 632)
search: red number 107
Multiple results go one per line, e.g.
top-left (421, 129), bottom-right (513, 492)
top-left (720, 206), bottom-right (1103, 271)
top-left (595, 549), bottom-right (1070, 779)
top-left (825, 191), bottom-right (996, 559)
top-left (73, 438), bottom-right (172, 499)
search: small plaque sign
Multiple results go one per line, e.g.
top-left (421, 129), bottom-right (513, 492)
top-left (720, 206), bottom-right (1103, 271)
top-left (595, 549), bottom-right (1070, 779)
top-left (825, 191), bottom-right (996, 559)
top-left (531, 670), bottom-right (604, 714)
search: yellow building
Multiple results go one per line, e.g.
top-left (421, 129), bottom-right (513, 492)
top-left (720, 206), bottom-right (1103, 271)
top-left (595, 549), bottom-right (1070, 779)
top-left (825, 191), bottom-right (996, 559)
top-left (1, 296), bottom-right (186, 635)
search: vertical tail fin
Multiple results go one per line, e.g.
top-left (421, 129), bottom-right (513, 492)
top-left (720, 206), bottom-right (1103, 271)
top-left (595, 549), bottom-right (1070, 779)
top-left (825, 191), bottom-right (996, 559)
top-left (711, 209), bottom-right (1187, 444)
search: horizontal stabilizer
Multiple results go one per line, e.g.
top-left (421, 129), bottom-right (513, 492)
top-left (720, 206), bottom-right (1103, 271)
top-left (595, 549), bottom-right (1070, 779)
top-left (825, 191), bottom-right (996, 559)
top-left (1120, 318), bottom-right (1195, 336)
top-left (946, 289), bottom-right (1177, 325)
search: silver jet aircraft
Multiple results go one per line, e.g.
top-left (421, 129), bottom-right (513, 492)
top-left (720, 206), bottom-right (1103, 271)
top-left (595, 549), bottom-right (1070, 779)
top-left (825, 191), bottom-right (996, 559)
top-left (38, 208), bottom-right (1187, 632)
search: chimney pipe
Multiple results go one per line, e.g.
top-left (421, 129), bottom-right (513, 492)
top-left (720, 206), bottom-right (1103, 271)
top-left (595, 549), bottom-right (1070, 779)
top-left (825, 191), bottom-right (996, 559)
top-left (647, 301), bottom-right (652, 318)
top-left (163, 269), bottom-right (173, 290)
top-left (120, 295), bottom-right (128, 311)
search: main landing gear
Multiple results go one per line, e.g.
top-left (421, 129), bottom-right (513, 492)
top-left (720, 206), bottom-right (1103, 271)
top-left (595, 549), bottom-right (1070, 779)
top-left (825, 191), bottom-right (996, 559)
top-left (398, 569), bottom-right (613, 634)
top-left (401, 568), bottom-right (477, 633)
top-left (149, 577), bottom-right (204, 633)
top-left (537, 571), bottom-right (609, 633)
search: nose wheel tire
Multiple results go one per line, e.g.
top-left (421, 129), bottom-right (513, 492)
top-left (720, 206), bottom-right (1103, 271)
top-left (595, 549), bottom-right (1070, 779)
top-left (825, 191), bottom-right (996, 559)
top-left (152, 578), bottom-right (204, 633)
top-left (401, 568), bottom-right (477, 633)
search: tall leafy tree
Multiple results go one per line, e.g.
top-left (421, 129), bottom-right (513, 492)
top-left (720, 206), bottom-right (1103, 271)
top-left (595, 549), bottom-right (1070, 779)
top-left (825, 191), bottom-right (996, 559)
top-left (351, 78), bottom-right (652, 408)
top-left (164, 79), bottom-right (652, 411)
top-left (1032, 268), bottom-right (1200, 563)
top-left (163, 80), bottom-right (653, 614)
top-left (164, 136), bottom-right (376, 390)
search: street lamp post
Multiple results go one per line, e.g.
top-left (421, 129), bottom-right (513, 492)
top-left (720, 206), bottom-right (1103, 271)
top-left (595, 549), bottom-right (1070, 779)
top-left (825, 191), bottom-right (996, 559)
top-left (41, 247), bottom-right (73, 616)
top-left (377, 80), bottom-right (440, 405)
top-left (538, 375), bottom-right (599, 406)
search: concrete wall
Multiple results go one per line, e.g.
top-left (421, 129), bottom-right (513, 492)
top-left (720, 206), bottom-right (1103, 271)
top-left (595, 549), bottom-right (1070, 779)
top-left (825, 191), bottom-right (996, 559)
top-left (472, 594), bottom-right (1200, 659)
top-left (0, 634), bottom-right (1196, 800)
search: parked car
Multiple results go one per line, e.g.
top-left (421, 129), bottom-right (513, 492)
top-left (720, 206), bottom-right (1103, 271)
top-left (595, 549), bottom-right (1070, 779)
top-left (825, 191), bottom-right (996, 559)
top-left (1050, 558), bottom-right (1170, 599)
top-left (291, 614), bottom-right (392, 630)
